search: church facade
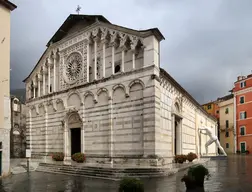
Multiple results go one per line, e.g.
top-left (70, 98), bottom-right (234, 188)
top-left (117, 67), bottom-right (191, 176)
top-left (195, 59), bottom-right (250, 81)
top-left (24, 14), bottom-right (217, 166)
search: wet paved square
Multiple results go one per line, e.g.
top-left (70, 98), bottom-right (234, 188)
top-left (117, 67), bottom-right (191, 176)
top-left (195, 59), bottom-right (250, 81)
top-left (1, 155), bottom-right (252, 192)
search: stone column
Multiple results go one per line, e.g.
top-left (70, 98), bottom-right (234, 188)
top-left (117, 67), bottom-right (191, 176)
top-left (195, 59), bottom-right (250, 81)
top-left (43, 67), bottom-right (46, 95)
top-left (108, 96), bottom-right (114, 162)
top-left (38, 75), bottom-right (41, 97)
top-left (130, 37), bottom-right (138, 70)
top-left (64, 128), bottom-right (70, 161)
top-left (48, 63), bottom-right (51, 93)
top-left (119, 34), bottom-right (127, 73)
top-left (132, 51), bottom-right (135, 70)
top-left (81, 127), bottom-right (85, 153)
top-left (33, 86), bottom-right (35, 98)
top-left (111, 44), bottom-right (115, 75)
top-left (86, 41), bottom-right (90, 83)
top-left (102, 41), bottom-right (106, 78)
top-left (94, 39), bottom-right (97, 80)
top-left (53, 55), bottom-right (57, 92)
top-left (172, 114), bottom-right (175, 155)
top-left (45, 109), bottom-right (48, 157)
top-left (121, 48), bottom-right (125, 72)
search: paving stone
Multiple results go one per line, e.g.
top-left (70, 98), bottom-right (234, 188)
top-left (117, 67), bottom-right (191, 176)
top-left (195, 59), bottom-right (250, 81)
top-left (1, 155), bottom-right (251, 192)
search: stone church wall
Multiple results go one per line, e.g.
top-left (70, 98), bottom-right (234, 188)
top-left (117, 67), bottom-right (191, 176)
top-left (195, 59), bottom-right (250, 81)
top-left (157, 76), bottom-right (217, 163)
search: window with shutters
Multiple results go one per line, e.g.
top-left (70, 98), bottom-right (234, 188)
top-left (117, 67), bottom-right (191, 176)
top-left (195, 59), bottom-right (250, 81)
top-left (240, 112), bottom-right (247, 120)
top-left (240, 96), bottom-right (245, 104)
top-left (225, 131), bottom-right (229, 137)
top-left (226, 143), bottom-right (229, 148)
top-left (240, 127), bottom-right (245, 135)
top-left (225, 108), bottom-right (229, 114)
top-left (225, 120), bottom-right (229, 129)
top-left (240, 81), bottom-right (246, 88)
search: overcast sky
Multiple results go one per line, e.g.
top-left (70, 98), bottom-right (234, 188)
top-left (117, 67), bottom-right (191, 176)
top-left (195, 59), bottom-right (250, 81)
top-left (10, 0), bottom-right (252, 104)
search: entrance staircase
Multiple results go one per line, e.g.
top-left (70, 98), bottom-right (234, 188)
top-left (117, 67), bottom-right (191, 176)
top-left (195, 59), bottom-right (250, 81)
top-left (36, 163), bottom-right (177, 180)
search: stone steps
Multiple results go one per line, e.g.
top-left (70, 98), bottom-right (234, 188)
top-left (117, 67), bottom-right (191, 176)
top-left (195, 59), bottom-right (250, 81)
top-left (36, 163), bottom-right (171, 179)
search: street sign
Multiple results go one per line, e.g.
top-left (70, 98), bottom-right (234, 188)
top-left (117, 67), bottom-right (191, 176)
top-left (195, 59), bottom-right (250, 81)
top-left (26, 149), bottom-right (31, 158)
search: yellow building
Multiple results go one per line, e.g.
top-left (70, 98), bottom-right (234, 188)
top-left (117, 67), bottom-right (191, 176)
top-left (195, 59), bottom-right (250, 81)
top-left (202, 101), bottom-right (219, 118)
top-left (218, 94), bottom-right (235, 154)
top-left (0, 0), bottom-right (16, 177)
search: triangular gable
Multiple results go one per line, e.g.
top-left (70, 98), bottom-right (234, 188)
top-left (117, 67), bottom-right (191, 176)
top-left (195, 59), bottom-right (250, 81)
top-left (47, 14), bottom-right (111, 47)
top-left (23, 14), bottom-right (165, 82)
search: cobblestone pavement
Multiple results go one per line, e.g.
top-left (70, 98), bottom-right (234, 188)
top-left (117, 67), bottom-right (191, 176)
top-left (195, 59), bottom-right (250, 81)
top-left (1, 155), bottom-right (252, 192)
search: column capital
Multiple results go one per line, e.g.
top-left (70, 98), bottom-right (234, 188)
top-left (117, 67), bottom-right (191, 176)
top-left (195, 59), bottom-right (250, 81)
top-left (93, 36), bottom-right (100, 43)
top-left (129, 35), bottom-right (138, 50)
top-left (42, 66), bottom-right (48, 74)
top-left (32, 79), bottom-right (38, 88)
top-left (37, 73), bottom-right (42, 81)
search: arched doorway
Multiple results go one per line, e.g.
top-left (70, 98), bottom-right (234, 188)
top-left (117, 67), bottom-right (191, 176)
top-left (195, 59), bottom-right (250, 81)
top-left (173, 102), bottom-right (183, 155)
top-left (63, 111), bottom-right (83, 160)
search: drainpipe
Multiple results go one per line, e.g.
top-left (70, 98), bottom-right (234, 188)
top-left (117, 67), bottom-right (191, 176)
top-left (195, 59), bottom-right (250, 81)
top-left (233, 95), bottom-right (237, 153)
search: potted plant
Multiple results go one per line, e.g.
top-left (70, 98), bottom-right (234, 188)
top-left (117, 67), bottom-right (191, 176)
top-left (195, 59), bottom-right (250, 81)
top-left (72, 152), bottom-right (86, 163)
top-left (245, 150), bottom-right (249, 155)
top-left (51, 152), bottom-right (64, 161)
top-left (181, 164), bottom-right (210, 191)
top-left (119, 177), bottom-right (144, 192)
top-left (236, 150), bottom-right (241, 154)
top-left (174, 155), bottom-right (184, 164)
top-left (187, 152), bottom-right (198, 162)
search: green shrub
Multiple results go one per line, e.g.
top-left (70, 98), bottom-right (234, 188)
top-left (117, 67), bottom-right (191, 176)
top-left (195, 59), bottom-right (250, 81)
top-left (187, 164), bottom-right (210, 183)
top-left (119, 177), bottom-right (144, 192)
top-left (51, 152), bottom-right (64, 161)
top-left (72, 153), bottom-right (86, 163)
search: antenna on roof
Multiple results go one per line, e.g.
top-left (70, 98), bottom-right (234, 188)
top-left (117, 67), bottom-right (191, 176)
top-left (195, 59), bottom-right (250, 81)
top-left (76, 5), bottom-right (81, 15)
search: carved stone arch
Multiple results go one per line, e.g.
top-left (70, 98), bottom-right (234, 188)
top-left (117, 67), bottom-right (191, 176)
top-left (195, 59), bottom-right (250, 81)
top-left (97, 87), bottom-right (109, 96)
top-left (129, 79), bottom-right (144, 100)
top-left (173, 97), bottom-right (182, 115)
top-left (62, 108), bottom-right (83, 130)
top-left (112, 84), bottom-right (128, 96)
top-left (38, 103), bottom-right (46, 115)
top-left (67, 90), bottom-right (82, 109)
top-left (84, 91), bottom-right (96, 101)
top-left (46, 99), bottom-right (56, 113)
top-left (129, 79), bottom-right (145, 89)
top-left (97, 87), bottom-right (109, 105)
top-left (56, 98), bottom-right (65, 111)
top-left (29, 105), bottom-right (37, 117)
top-left (84, 91), bottom-right (96, 108)
top-left (112, 84), bottom-right (127, 103)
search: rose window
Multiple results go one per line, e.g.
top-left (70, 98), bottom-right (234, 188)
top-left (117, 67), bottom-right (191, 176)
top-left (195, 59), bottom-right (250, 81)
top-left (65, 53), bottom-right (82, 83)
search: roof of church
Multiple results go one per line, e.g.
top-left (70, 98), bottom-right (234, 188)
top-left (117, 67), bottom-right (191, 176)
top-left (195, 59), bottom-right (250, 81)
top-left (47, 14), bottom-right (164, 47)
top-left (160, 68), bottom-right (217, 121)
top-left (46, 14), bottom-right (111, 47)
top-left (0, 0), bottom-right (17, 11)
top-left (23, 14), bottom-right (164, 82)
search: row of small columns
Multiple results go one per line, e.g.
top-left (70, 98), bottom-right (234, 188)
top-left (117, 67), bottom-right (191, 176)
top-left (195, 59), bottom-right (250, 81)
top-left (30, 30), bottom-right (142, 98)
top-left (30, 52), bottom-right (59, 98)
top-left (86, 29), bottom-right (141, 82)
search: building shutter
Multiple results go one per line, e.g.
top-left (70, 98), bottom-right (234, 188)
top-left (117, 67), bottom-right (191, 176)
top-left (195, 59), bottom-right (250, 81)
top-left (245, 112), bottom-right (247, 118)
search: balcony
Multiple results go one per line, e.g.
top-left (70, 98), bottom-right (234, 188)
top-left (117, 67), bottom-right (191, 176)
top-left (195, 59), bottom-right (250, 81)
top-left (219, 125), bottom-right (234, 132)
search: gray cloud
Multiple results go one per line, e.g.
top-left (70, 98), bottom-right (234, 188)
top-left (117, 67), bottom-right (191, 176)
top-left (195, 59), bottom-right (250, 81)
top-left (10, 0), bottom-right (252, 104)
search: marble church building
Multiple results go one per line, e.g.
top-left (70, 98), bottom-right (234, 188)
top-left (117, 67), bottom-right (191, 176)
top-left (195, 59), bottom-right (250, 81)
top-left (24, 14), bottom-right (217, 166)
